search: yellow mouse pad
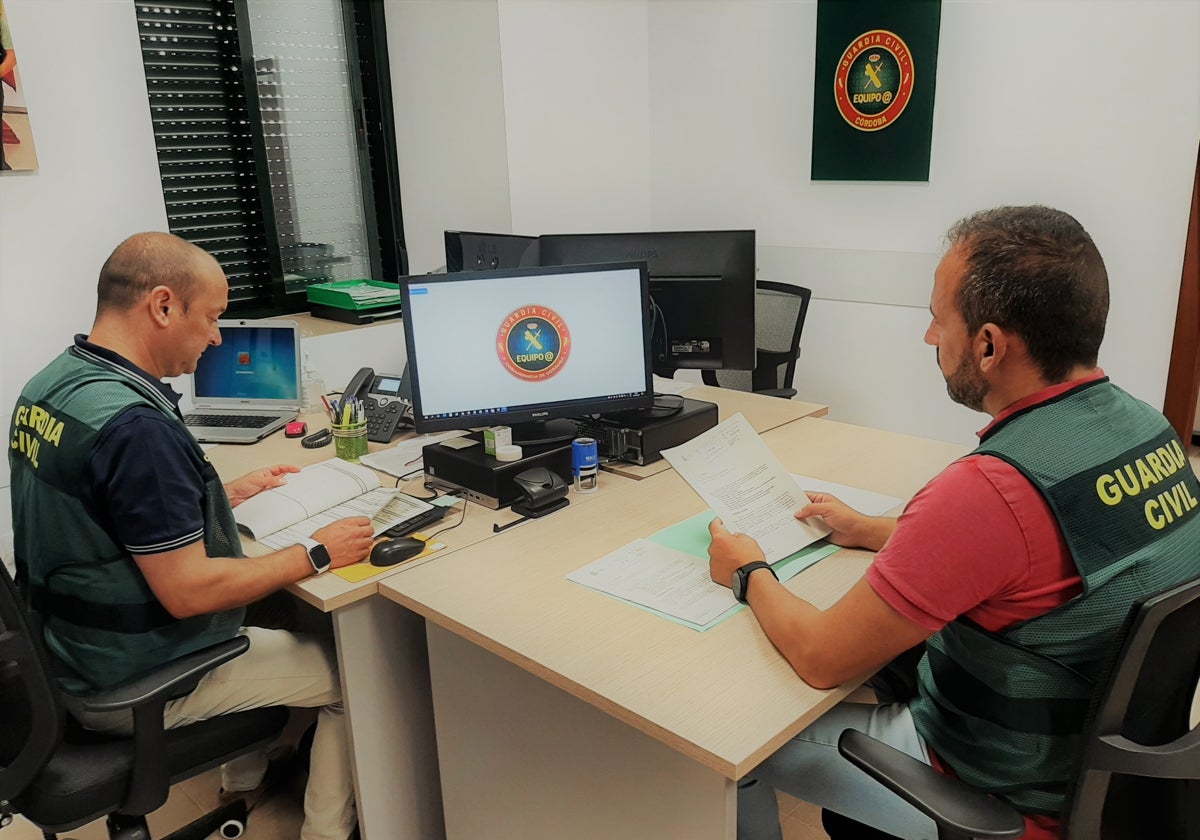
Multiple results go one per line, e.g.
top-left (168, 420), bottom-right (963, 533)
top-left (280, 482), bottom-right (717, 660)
top-left (332, 534), bottom-right (445, 583)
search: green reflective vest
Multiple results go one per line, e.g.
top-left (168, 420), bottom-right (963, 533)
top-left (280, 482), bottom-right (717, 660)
top-left (9, 346), bottom-right (244, 693)
top-left (910, 378), bottom-right (1200, 815)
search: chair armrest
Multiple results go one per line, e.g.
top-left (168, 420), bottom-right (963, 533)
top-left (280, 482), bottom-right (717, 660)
top-left (755, 387), bottom-right (797, 400)
top-left (75, 636), bottom-right (250, 714)
top-left (66, 636), bottom-right (251, 816)
top-left (837, 729), bottom-right (1026, 839)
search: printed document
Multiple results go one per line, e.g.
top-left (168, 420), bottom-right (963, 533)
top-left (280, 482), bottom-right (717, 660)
top-left (359, 430), bottom-right (469, 476)
top-left (233, 458), bottom-right (433, 548)
top-left (661, 413), bottom-right (830, 562)
top-left (566, 538), bottom-right (736, 626)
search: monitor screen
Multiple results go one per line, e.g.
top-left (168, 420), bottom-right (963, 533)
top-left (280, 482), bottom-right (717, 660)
top-left (444, 230), bottom-right (539, 273)
top-left (192, 321), bottom-right (301, 403)
top-left (537, 230), bottom-right (755, 373)
top-left (400, 262), bottom-right (653, 443)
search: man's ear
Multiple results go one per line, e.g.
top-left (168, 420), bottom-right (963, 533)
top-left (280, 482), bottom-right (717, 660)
top-left (149, 286), bottom-right (173, 326)
top-left (978, 324), bottom-right (1004, 370)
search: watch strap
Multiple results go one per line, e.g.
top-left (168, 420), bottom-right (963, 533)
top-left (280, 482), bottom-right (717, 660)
top-left (297, 537), bottom-right (331, 574)
top-left (734, 560), bottom-right (777, 603)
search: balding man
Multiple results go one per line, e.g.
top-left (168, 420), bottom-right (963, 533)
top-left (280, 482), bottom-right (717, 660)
top-left (713, 207), bottom-right (1200, 840)
top-left (9, 232), bottom-right (372, 840)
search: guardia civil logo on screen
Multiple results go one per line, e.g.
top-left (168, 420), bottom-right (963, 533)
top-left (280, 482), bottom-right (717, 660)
top-left (497, 306), bottom-right (572, 381)
top-left (833, 29), bottom-right (915, 132)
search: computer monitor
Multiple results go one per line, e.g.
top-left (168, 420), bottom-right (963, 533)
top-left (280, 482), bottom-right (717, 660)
top-left (536, 230), bottom-right (755, 372)
top-left (399, 262), bottom-right (653, 444)
top-left (444, 230), bottom-right (539, 273)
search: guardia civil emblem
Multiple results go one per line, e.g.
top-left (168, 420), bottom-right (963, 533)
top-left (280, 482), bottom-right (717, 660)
top-left (833, 29), bottom-right (915, 132)
top-left (497, 306), bottom-right (571, 381)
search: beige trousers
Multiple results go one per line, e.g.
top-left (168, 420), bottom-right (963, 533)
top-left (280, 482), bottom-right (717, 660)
top-left (70, 626), bottom-right (356, 840)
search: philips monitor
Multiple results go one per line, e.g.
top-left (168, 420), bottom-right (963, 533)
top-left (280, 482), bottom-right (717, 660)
top-left (536, 230), bottom-right (755, 373)
top-left (444, 230), bottom-right (539, 273)
top-left (399, 262), bottom-right (653, 443)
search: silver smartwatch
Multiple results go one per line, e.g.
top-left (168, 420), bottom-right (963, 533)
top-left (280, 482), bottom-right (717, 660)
top-left (298, 537), bottom-right (332, 575)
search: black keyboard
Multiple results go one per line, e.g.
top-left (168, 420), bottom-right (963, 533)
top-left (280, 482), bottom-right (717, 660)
top-left (183, 413), bottom-right (276, 429)
top-left (381, 506), bottom-right (449, 538)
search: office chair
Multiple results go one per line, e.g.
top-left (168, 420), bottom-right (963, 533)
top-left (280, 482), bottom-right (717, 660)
top-left (0, 561), bottom-right (289, 840)
top-left (701, 281), bottom-right (812, 399)
top-left (825, 575), bottom-right (1200, 839)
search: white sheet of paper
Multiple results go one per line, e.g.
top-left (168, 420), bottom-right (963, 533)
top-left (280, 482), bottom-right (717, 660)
top-left (652, 375), bottom-right (694, 395)
top-left (359, 430), bottom-right (469, 476)
top-left (661, 413), bottom-right (830, 563)
top-left (790, 475), bottom-right (905, 517)
top-left (257, 487), bottom-right (399, 550)
top-left (566, 538), bottom-right (736, 625)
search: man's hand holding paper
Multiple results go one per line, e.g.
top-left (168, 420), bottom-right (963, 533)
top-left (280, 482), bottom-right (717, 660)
top-left (661, 413), bottom-right (831, 564)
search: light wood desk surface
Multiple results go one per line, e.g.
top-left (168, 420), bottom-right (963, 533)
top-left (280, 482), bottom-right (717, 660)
top-left (381, 416), bottom-right (967, 780)
top-left (599, 383), bottom-right (828, 480)
top-left (205, 413), bottom-right (635, 612)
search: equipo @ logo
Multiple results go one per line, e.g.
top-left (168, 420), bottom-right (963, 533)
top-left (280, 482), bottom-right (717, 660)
top-left (833, 28), bottom-right (915, 132)
top-left (497, 305), bottom-right (572, 381)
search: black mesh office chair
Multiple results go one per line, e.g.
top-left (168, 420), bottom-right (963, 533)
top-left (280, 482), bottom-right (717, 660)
top-left (701, 281), bottom-right (812, 399)
top-left (827, 575), bottom-right (1200, 839)
top-left (0, 561), bottom-right (289, 840)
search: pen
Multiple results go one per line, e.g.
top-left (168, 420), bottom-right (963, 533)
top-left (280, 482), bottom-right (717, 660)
top-left (342, 401), bottom-right (352, 426)
top-left (320, 393), bottom-right (335, 422)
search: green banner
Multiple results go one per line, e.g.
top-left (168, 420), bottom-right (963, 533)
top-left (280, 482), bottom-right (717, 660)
top-left (812, 0), bottom-right (941, 181)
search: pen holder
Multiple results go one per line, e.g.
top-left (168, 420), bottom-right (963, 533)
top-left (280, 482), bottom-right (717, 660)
top-left (332, 421), bottom-right (368, 462)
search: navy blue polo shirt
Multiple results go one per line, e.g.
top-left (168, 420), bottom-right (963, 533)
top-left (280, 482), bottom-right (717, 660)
top-left (75, 335), bottom-right (210, 556)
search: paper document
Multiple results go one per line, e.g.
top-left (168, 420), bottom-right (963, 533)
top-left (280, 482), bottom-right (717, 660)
top-left (790, 475), bottom-right (904, 518)
top-left (566, 538), bottom-right (736, 626)
top-left (257, 487), bottom-right (399, 550)
top-left (359, 430), bottom-right (469, 477)
top-left (661, 413), bottom-right (830, 562)
top-left (652, 375), bottom-right (694, 395)
top-left (234, 458), bottom-right (436, 549)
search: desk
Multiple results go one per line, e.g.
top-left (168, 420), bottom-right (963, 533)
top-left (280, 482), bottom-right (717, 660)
top-left (379, 418), bottom-right (968, 839)
top-left (599, 384), bottom-right (828, 480)
top-left (206, 415), bottom-right (638, 839)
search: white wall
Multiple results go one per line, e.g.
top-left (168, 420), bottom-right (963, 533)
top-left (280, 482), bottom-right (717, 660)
top-left (0, 0), bottom-right (170, 561)
top-left (388, 0), bottom-right (1200, 446)
top-left (384, 0), bottom-right (515, 272)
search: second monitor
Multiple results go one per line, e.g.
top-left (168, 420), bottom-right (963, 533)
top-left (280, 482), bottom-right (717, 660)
top-left (537, 230), bottom-right (755, 373)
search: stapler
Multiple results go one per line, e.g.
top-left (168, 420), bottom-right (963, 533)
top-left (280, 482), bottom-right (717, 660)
top-left (511, 467), bottom-right (570, 518)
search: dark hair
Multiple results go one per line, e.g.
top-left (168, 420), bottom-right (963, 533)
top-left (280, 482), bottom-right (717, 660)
top-left (946, 205), bottom-right (1109, 382)
top-left (96, 232), bottom-right (213, 314)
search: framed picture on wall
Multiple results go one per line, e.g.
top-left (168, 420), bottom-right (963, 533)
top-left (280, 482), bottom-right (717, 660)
top-left (1, 0), bottom-right (40, 173)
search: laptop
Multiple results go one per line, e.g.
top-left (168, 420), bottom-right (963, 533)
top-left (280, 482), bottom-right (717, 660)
top-left (183, 319), bottom-right (302, 444)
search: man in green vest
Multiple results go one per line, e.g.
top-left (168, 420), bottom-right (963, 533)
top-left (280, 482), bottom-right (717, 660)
top-left (711, 205), bottom-right (1200, 840)
top-left (9, 232), bottom-right (374, 840)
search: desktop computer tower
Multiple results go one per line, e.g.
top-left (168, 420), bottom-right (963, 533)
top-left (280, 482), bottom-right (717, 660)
top-left (574, 397), bottom-right (718, 466)
top-left (422, 432), bottom-right (573, 509)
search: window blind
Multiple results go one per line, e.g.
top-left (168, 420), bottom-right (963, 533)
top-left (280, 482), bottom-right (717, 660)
top-left (137, 1), bottom-right (275, 309)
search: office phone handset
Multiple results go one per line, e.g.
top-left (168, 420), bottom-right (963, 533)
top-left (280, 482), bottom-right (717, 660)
top-left (340, 367), bottom-right (411, 443)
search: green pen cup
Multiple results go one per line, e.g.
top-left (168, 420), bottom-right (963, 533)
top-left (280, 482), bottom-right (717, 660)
top-left (332, 421), bottom-right (368, 462)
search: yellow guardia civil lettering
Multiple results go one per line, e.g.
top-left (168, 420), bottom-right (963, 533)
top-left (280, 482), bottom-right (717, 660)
top-left (1094, 440), bottom-right (1196, 529)
top-left (10, 401), bottom-right (67, 470)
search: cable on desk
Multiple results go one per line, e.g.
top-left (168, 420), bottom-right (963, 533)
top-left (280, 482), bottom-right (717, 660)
top-left (424, 491), bottom-right (468, 538)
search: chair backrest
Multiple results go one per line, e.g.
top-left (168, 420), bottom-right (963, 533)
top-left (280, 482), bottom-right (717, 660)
top-left (1064, 575), bottom-right (1200, 839)
top-left (702, 281), bottom-right (812, 394)
top-left (0, 559), bottom-right (63, 805)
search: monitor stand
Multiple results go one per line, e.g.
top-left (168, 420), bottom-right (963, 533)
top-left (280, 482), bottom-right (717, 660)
top-left (508, 418), bottom-right (578, 446)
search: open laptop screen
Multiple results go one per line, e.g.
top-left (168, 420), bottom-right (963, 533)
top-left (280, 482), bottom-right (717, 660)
top-left (193, 322), bottom-right (301, 404)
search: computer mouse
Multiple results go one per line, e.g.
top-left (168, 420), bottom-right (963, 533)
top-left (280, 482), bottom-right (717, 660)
top-left (369, 536), bottom-right (427, 567)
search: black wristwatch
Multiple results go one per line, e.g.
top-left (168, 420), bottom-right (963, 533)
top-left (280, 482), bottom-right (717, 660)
top-left (298, 537), bottom-right (332, 575)
top-left (731, 561), bottom-right (778, 603)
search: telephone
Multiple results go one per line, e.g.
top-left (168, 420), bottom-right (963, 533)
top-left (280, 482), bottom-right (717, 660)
top-left (340, 367), bottom-right (411, 443)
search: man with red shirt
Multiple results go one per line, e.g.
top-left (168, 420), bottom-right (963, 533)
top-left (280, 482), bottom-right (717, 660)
top-left (712, 205), bottom-right (1200, 840)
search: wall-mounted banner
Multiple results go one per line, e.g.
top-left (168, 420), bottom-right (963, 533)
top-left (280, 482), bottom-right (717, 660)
top-left (812, 0), bottom-right (940, 181)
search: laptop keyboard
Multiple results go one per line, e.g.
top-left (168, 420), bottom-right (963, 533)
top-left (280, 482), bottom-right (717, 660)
top-left (183, 413), bottom-right (276, 429)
